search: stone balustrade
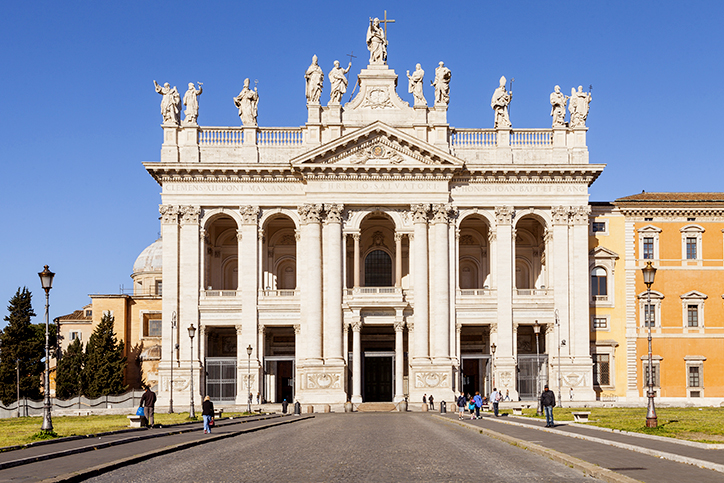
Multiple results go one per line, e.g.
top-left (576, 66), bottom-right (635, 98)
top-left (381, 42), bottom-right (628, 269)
top-left (198, 127), bottom-right (244, 146)
top-left (510, 129), bottom-right (552, 147)
top-left (257, 128), bottom-right (304, 146)
top-left (450, 129), bottom-right (497, 148)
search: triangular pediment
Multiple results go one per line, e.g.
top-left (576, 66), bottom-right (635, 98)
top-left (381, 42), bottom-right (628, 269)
top-left (291, 121), bottom-right (463, 170)
top-left (589, 246), bottom-right (619, 260)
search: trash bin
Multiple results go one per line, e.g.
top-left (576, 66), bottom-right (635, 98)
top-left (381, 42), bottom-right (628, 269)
top-left (294, 401), bottom-right (301, 415)
top-left (440, 400), bottom-right (447, 413)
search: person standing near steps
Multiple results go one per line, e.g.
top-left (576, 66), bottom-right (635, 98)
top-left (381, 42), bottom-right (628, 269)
top-left (541, 385), bottom-right (556, 427)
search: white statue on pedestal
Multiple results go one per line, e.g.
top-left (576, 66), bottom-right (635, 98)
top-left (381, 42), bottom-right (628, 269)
top-left (305, 55), bottom-right (324, 104)
top-left (366, 17), bottom-right (387, 64)
top-left (491, 76), bottom-right (512, 128)
top-left (182, 82), bottom-right (203, 125)
top-left (328, 60), bottom-right (351, 105)
top-left (431, 61), bottom-right (451, 106)
top-left (407, 64), bottom-right (426, 107)
top-left (568, 85), bottom-right (592, 127)
top-left (154, 80), bottom-right (181, 125)
top-left (550, 85), bottom-right (568, 127)
top-left (234, 78), bottom-right (258, 126)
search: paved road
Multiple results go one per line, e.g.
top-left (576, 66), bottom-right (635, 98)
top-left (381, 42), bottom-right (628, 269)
top-left (88, 413), bottom-right (602, 482)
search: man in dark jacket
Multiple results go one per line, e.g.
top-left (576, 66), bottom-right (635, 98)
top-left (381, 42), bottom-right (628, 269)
top-left (541, 385), bottom-right (556, 427)
top-left (140, 386), bottom-right (156, 428)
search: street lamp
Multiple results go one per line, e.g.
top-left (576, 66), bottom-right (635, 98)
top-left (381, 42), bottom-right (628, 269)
top-left (188, 324), bottom-right (196, 419)
top-left (38, 265), bottom-right (55, 432)
top-left (533, 320), bottom-right (542, 416)
top-left (555, 309), bottom-right (565, 407)
top-left (246, 345), bottom-right (253, 414)
top-left (490, 343), bottom-right (496, 391)
top-left (642, 261), bottom-right (658, 428)
top-left (169, 311), bottom-right (176, 413)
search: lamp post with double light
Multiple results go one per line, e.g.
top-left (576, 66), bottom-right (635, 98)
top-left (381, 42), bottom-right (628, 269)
top-left (490, 343), bottom-right (496, 391)
top-left (533, 320), bottom-right (542, 416)
top-left (38, 265), bottom-right (55, 432)
top-left (188, 324), bottom-right (196, 419)
top-left (642, 261), bottom-right (658, 428)
top-left (246, 345), bottom-right (253, 414)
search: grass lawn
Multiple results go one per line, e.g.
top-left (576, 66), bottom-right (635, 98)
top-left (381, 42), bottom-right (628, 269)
top-left (516, 407), bottom-right (724, 443)
top-left (0, 411), bottom-right (253, 449)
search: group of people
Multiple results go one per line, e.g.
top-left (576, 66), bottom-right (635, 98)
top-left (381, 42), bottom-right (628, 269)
top-left (453, 385), bottom-right (558, 426)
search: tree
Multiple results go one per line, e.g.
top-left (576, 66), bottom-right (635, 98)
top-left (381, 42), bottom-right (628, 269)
top-left (0, 288), bottom-right (42, 405)
top-left (83, 313), bottom-right (127, 398)
top-left (55, 338), bottom-right (85, 399)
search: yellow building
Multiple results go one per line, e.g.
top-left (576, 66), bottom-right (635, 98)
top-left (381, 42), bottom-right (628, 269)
top-left (614, 193), bottom-right (724, 404)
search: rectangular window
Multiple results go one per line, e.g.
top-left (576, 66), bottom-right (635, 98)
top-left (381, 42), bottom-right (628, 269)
top-left (69, 331), bottom-right (81, 341)
top-left (148, 319), bottom-right (162, 337)
top-left (593, 318), bottom-right (608, 329)
top-left (643, 237), bottom-right (654, 259)
top-left (593, 354), bottom-right (610, 386)
top-left (644, 304), bottom-right (655, 327)
top-left (686, 237), bottom-right (697, 259)
top-left (155, 281), bottom-right (163, 296)
top-left (85, 310), bottom-right (92, 317)
top-left (591, 275), bottom-right (607, 296)
top-left (688, 366), bottom-right (700, 388)
top-left (687, 305), bottom-right (699, 327)
top-left (644, 363), bottom-right (659, 387)
top-left (592, 222), bottom-right (606, 233)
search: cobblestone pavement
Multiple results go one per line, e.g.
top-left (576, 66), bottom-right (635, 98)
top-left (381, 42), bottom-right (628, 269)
top-left (88, 413), bottom-right (603, 482)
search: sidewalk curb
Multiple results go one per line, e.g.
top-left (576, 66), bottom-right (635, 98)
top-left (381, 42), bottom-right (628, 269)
top-left (470, 414), bottom-right (724, 474)
top-left (434, 415), bottom-right (641, 483)
top-left (40, 415), bottom-right (315, 483)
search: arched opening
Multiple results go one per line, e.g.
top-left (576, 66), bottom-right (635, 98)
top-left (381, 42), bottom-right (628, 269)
top-left (591, 266), bottom-right (607, 297)
top-left (365, 249), bottom-right (392, 287)
top-left (204, 215), bottom-right (239, 290)
top-left (458, 215), bottom-right (491, 289)
top-left (262, 215), bottom-right (297, 291)
top-left (514, 216), bottom-right (548, 292)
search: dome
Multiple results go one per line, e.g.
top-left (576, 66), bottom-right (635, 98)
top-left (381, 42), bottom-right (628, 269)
top-left (133, 238), bottom-right (163, 275)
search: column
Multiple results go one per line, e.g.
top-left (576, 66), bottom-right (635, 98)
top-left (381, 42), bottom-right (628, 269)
top-left (179, 206), bottom-right (201, 403)
top-left (411, 204), bottom-right (430, 362)
top-left (551, 206), bottom-right (570, 398)
top-left (353, 233), bottom-right (360, 289)
top-left (159, 205), bottom-right (179, 405)
top-left (239, 206), bottom-right (260, 402)
top-left (299, 204), bottom-right (323, 364)
top-left (258, 325), bottom-right (265, 402)
top-left (236, 229), bottom-right (243, 291)
top-left (235, 325), bottom-right (243, 400)
top-left (342, 234), bottom-right (348, 290)
top-left (395, 233), bottom-right (403, 287)
top-left (394, 318), bottom-right (405, 402)
top-left (494, 206), bottom-right (515, 396)
top-left (351, 318), bottom-right (362, 403)
top-left (199, 229), bottom-right (206, 294)
top-left (323, 204), bottom-right (344, 364)
top-left (199, 325), bottom-right (206, 395)
top-left (431, 203), bottom-right (451, 361)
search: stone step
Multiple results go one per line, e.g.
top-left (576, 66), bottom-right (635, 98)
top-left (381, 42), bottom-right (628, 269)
top-left (356, 402), bottom-right (397, 412)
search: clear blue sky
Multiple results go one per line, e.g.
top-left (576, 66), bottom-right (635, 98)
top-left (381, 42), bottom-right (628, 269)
top-left (1, 1), bottom-right (722, 327)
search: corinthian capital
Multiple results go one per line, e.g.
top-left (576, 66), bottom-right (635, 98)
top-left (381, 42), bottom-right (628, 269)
top-left (571, 205), bottom-right (591, 225)
top-left (239, 205), bottom-right (260, 225)
top-left (159, 204), bottom-right (179, 224)
top-left (410, 203), bottom-right (430, 223)
top-left (180, 205), bottom-right (201, 225)
top-left (494, 206), bottom-right (514, 225)
top-left (551, 206), bottom-right (570, 225)
top-left (298, 203), bottom-right (323, 224)
top-left (431, 203), bottom-right (453, 224)
top-left (324, 203), bottom-right (344, 224)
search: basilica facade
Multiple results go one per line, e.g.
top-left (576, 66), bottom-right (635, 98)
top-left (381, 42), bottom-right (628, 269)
top-left (146, 31), bottom-right (603, 408)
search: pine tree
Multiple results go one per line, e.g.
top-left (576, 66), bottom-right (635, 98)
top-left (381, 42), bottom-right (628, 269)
top-left (55, 338), bottom-right (85, 400)
top-left (0, 288), bottom-right (42, 405)
top-left (83, 313), bottom-right (127, 398)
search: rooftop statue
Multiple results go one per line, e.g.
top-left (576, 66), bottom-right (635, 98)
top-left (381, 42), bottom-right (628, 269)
top-left (431, 61), bottom-right (451, 106)
top-left (569, 85), bottom-right (592, 128)
top-left (182, 82), bottom-right (203, 125)
top-left (305, 55), bottom-right (324, 104)
top-left (366, 17), bottom-right (387, 64)
top-left (234, 78), bottom-right (259, 127)
top-left (407, 64), bottom-right (427, 107)
top-left (550, 85), bottom-right (568, 127)
top-left (153, 80), bottom-right (181, 125)
top-left (491, 76), bottom-right (512, 128)
top-left (328, 60), bottom-right (352, 105)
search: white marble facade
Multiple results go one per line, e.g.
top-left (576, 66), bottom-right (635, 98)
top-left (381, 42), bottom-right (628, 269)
top-left (147, 31), bottom-right (602, 408)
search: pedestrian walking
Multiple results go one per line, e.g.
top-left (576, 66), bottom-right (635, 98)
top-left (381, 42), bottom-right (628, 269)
top-left (457, 392), bottom-right (466, 420)
top-left (490, 387), bottom-right (501, 417)
top-left (429, 394), bottom-right (434, 410)
top-left (140, 386), bottom-right (156, 428)
top-left (256, 392), bottom-right (261, 404)
top-left (504, 389), bottom-right (511, 401)
top-left (473, 391), bottom-right (483, 419)
top-left (202, 395), bottom-right (214, 433)
top-left (468, 396), bottom-right (476, 419)
top-left (541, 384), bottom-right (556, 427)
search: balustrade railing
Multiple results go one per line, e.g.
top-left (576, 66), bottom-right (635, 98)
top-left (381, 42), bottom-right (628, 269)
top-left (257, 128), bottom-right (304, 146)
top-left (593, 295), bottom-right (609, 302)
top-left (198, 127), bottom-right (244, 146)
top-left (458, 289), bottom-right (493, 296)
top-left (451, 129), bottom-right (496, 147)
top-left (202, 290), bottom-right (239, 297)
top-left (515, 288), bottom-right (551, 296)
top-left (510, 130), bottom-right (552, 147)
top-left (260, 289), bottom-right (298, 297)
top-left (344, 287), bottom-right (403, 296)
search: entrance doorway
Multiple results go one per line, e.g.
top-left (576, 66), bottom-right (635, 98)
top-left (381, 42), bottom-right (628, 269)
top-left (517, 354), bottom-right (548, 400)
top-left (206, 358), bottom-right (237, 402)
top-left (363, 352), bottom-right (393, 402)
top-left (264, 357), bottom-right (294, 403)
top-left (461, 356), bottom-right (491, 397)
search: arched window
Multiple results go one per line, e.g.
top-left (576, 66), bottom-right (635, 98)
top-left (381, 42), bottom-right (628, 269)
top-left (365, 250), bottom-right (392, 287)
top-left (591, 267), bottom-right (607, 296)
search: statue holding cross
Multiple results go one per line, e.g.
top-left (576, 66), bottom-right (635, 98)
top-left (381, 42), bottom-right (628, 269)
top-left (366, 12), bottom-right (394, 65)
